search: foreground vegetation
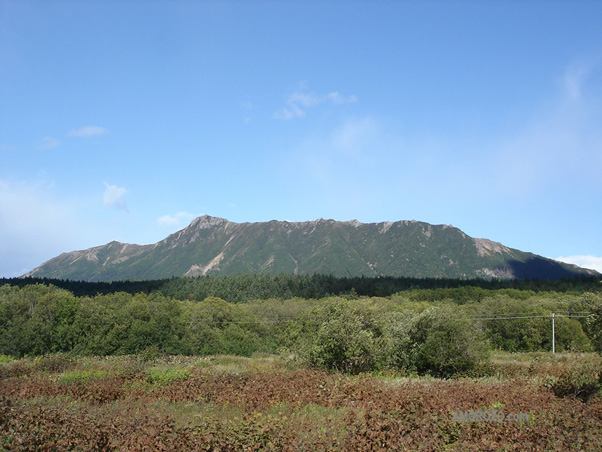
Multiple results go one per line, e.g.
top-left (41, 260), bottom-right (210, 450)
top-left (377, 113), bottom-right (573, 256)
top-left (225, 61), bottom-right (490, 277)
top-left (1, 282), bottom-right (601, 375)
top-left (1, 353), bottom-right (601, 451)
top-left (1, 278), bottom-right (601, 450)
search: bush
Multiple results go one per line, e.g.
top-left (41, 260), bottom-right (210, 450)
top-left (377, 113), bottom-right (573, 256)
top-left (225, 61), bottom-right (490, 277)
top-left (405, 306), bottom-right (490, 378)
top-left (34, 353), bottom-right (74, 373)
top-left (582, 293), bottom-right (602, 354)
top-left (146, 367), bottom-right (190, 386)
top-left (551, 362), bottom-right (602, 402)
top-left (379, 311), bottom-right (414, 370)
top-left (59, 369), bottom-right (108, 384)
top-left (139, 345), bottom-right (162, 362)
top-left (302, 300), bottom-right (383, 374)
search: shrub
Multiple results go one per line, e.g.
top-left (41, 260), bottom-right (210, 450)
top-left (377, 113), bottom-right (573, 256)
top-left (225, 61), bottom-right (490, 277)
top-left (551, 362), bottom-right (602, 402)
top-left (59, 369), bottom-right (108, 384)
top-left (34, 353), bottom-right (74, 373)
top-left (582, 293), bottom-right (602, 354)
top-left (379, 311), bottom-right (414, 370)
top-left (139, 345), bottom-right (162, 362)
top-left (146, 367), bottom-right (190, 386)
top-left (405, 306), bottom-right (490, 378)
top-left (0, 355), bottom-right (13, 363)
top-left (303, 300), bottom-right (382, 374)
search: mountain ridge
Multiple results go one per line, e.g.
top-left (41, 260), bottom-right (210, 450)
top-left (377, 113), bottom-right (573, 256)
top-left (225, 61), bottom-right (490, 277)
top-left (23, 215), bottom-right (600, 281)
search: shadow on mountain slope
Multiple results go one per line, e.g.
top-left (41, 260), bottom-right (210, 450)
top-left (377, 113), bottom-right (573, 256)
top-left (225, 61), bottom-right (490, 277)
top-left (506, 257), bottom-right (599, 280)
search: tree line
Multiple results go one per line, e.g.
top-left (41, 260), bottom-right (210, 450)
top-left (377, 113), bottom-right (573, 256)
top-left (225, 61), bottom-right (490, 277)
top-left (1, 283), bottom-right (600, 377)
top-left (2, 273), bottom-right (600, 301)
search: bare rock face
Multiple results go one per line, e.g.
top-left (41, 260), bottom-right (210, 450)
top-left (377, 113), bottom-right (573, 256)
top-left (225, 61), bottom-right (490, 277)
top-left (190, 215), bottom-right (229, 229)
top-left (474, 238), bottom-right (511, 257)
top-left (23, 216), bottom-right (600, 282)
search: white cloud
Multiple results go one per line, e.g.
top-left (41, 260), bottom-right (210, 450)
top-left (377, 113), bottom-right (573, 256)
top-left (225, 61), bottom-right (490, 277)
top-left (103, 182), bottom-right (128, 211)
top-left (37, 136), bottom-right (61, 150)
top-left (561, 58), bottom-right (599, 102)
top-left (467, 58), bottom-right (602, 199)
top-left (0, 178), bottom-right (82, 277)
top-left (555, 256), bottom-right (602, 273)
top-left (288, 92), bottom-right (321, 108)
top-left (274, 87), bottom-right (357, 120)
top-left (273, 102), bottom-right (305, 120)
top-left (331, 117), bottom-right (379, 155)
top-left (157, 211), bottom-right (196, 230)
top-left (279, 115), bottom-right (404, 217)
top-left (242, 103), bottom-right (254, 123)
top-left (68, 126), bottom-right (109, 137)
top-left (326, 91), bottom-right (358, 105)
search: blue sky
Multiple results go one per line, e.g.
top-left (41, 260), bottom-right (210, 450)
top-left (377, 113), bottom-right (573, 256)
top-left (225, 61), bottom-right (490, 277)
top-left (1, 0), bottom-right (602, 277)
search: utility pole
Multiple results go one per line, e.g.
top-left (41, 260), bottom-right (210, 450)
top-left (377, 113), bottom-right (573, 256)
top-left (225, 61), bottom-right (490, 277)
top-left (552, 313), bottom-right (555, 354)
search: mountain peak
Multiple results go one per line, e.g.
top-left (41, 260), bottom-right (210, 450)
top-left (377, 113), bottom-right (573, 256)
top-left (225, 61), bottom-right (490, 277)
top-left (189, 215), bottom-right (229, 229)
top-left (343, 219), bottom-right (362, 228)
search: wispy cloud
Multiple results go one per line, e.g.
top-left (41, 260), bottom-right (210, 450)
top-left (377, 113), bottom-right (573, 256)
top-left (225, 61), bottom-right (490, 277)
top-left (103, 182), bottom-right (128, 211)
top-left (331, 117), bottom-right (380, 155)
top-left (561, 58), bottom-right (599, 102)
top-left (414, 58), bottom-right (602, 204)
top-left (555, 255), bottom-right (602, 273)
top-left (0, 177), bottom-right (80, 277)
top-left (326, 91), bottom-right (358, 105)
top-left (279, 115), bottom-right (401, 217)
top-left (32, 126), bottom-right (109, 151)
top-left (274, 87), bottom-right (357, 120)
top-left (279, 58), bottom-right (602, 229)
top-left (68, 126), bottom-right (109, 138)
top-left (157, 211), bottom-right (196, 230)
top-left (241, 102), bottom-right (254, 124)
top-left (489, 59), bottom-right (602, 197)
top-left (37, 136), bottom-right (61, 150)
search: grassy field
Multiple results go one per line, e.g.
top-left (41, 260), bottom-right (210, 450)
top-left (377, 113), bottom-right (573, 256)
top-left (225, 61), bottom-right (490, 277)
top-left (1, 352), bottom-right (601, 451)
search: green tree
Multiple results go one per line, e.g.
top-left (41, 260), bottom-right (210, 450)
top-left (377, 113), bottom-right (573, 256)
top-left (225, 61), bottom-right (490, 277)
top-left (0, 284), bottom-right (79, 356)
top-left (300, 299), bottom-right (384, 374)
top-left (582, 292), bottom-right (602, 354)
top-left (406, 306), bottom-right (489, 377)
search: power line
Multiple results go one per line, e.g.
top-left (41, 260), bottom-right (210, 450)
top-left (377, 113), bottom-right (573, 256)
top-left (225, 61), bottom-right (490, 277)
top-left (465, 311), bottom-right (589, 318)
top-left (472, 314), bottom-right (592, 320)
top-left (192, 318), bottom-right (296, 325)
top-left (470, 313), bottom-right (592, 321)
top-left (192, 313), bottom-right (594, 325)
top-left (468, 312), bottom-right (594, 354)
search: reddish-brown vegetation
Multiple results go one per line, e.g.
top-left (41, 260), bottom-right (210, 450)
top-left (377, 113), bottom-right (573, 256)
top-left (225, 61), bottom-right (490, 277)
top-left (1, 357), bottom-right (601, 451)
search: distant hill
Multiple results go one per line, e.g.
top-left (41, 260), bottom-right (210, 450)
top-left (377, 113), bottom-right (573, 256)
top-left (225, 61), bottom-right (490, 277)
top-left (23, 215), bottom-right (600, 282)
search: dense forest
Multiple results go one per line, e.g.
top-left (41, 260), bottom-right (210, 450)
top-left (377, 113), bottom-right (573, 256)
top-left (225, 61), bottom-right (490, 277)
top-left (1, 276), bottom-right (600, 377)
top-left (2, 273), bottom-right (600, 301)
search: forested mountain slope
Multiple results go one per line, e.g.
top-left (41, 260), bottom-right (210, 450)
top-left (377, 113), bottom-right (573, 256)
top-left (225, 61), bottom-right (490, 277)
top-left (24, 216), bottom-right (599, 282)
